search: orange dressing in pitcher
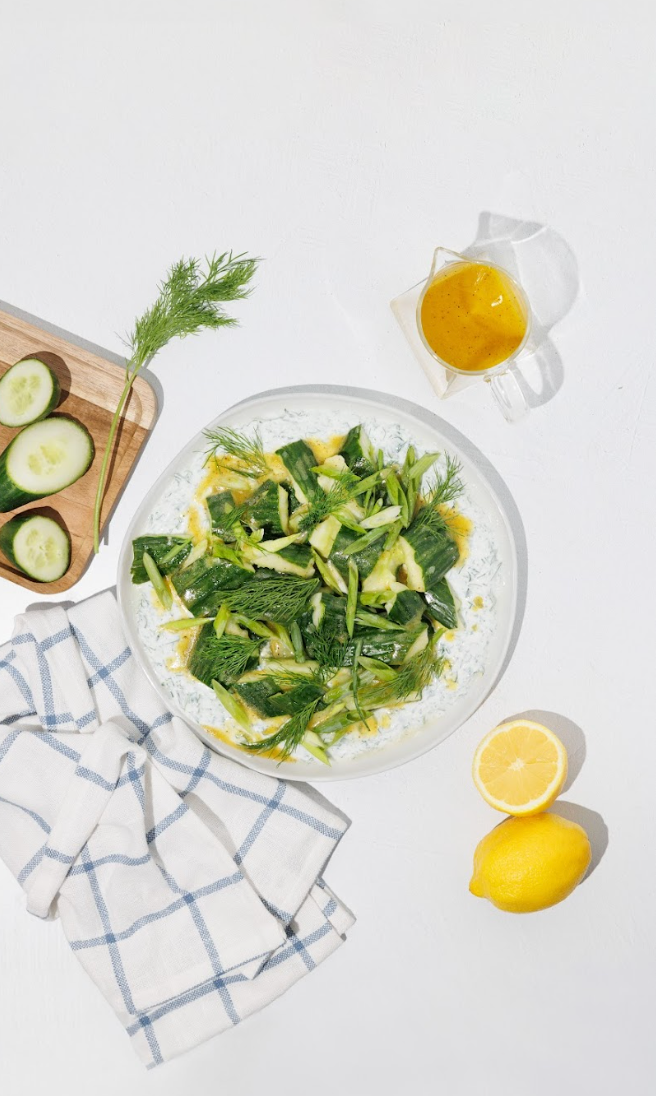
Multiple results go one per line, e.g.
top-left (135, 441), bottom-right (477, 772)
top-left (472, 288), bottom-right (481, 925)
top-left (419, 261), bottom-right (527, 373)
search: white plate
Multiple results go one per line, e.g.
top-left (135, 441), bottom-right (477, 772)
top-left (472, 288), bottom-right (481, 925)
top-left (117, 385), bottom-right (518, 781)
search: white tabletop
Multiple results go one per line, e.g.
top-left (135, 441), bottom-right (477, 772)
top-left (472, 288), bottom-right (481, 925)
top-left (1, 3), bottom-right (654, 1093)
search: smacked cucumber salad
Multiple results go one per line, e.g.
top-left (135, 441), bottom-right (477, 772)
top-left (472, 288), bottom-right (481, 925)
top-left (131, 417), bottom-right (498, 766)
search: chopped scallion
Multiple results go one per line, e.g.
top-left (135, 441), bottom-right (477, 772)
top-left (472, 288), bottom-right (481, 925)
top-left (211, 679), bottom-right (252, 733)
top-left (160, 616), bottom-right (214, 631)
top-left (142, 551), bottom-right (172, 610)
top-left (341, 526), bottom-right (387, 557)
top-left (290, 620), bottom-right (306, 663)
top-left (346, 559), bottom-right (358, 638)
top-left (213, 604), bottom-right (231, 638)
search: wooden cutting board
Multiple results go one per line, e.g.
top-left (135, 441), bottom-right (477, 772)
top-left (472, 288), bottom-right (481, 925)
top-left (0, 308), bottom-right (157, 593)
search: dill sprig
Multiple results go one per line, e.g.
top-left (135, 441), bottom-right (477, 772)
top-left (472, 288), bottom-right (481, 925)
top-left (188, 630), bottom-right (263, 688)
top-left (298, 481), bottom-right (355, 531)
top-left (263, 667), bottom-right (325, 691)
top-left (203, 426), bottom-right (269, 477)
top-left (218, 574), bottom-right (320, 625)
top-left (412, 455), bottom-right (464, 535)
top-left (93, 251), bottom-right (259, 552)
top-left (310, 614), bottom-right (348, 675)
top-left (358, 634), bottom-right (446, 709)
top-left (243, 699), bottom-right (320, 760)
top-left (425, 455), bottom-right (463, 507)
top-left (298, 469), bottom-right (381, 531)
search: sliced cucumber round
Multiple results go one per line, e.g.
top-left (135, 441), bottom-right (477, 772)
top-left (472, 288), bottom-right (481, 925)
top-left (0, 417), bottom-right (95, 513)
top-left (0, 513), bottom-right (71, 582)
top-left (0, 358), bottom-right (61, 428)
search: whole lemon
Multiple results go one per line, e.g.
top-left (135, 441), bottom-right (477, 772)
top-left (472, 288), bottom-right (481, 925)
top-left (469, 812), bottom-right (592, 913)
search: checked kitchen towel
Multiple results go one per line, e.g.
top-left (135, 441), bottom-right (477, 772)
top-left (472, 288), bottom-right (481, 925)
top-left (0, 591), bottom-right (353, 1067)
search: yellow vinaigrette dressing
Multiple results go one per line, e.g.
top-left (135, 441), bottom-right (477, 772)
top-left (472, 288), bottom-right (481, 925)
top-left (420, 261), bottom-right (528, 373)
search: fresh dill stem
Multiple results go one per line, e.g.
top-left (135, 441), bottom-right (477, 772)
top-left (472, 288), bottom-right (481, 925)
top-left (93, 251), bottom-right (258, 552)
top-left (203, 426), bottom-right (268, 477)
top-left (243, 699), bottom-right (320, 759)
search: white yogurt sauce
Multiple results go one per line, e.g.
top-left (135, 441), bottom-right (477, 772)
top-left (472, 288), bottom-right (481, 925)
top-left (132, 409), bottom-right (500, 765)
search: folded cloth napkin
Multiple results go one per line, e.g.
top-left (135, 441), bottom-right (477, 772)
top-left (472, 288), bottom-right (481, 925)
top-left (0, 591), bottom-right (353, 1067)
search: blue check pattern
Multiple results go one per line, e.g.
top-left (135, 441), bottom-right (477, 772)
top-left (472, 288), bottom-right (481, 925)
top-left (0, 592), bottom-right (353, 1067)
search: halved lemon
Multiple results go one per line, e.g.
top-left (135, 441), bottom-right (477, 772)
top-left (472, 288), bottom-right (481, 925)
top-left (472, 720), bottom-right (568, 816)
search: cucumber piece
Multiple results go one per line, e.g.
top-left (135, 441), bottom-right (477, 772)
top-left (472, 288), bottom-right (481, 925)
top-left (343, 627), bottom-right (422, 667)
top-left (387, 588), bottom-right (425, 628)
top-left (235, 675), bottom-right (324, 718)
top-left (207, 491), bottom-right (239, 540)
top-left (242, 480), bottom-right (285, 535)
top-left (399, 523), bottom-right (459, 591)
top-left (310, 590), bottom-right (325, 628)
top-left (361, 543), bottom-right (406, 595)
top-left (423, 577), bottom-right (458, 629)
top-left (257, 533), bottom-right (303, 553)
top-left (339, 424), bottom-right (375, 476)
top-left (276, 440), bottom-right (320, 503)
top-left (315, 454), bottom-right (349, 492)
top-left (171, 556), bottom-right (250, 615)
top-left (131, 535), bottom-right (192, 583)
top-left (0, 358), bottom-right (60, 428)
top-left (264, 681), bottom-right (324, 716)
top-left (309, 514), bottom-right (341, 558)
top-left (234, 677), bottom-right (281, 717)
top-left (402, 626), bottom-right (429, 662)
top-left (278, 485), bottom-right (289, 533)
top-left (329, 525), bottom-right (383, 583)
top-left (0, 513), bottom-right (70, 582)
top-left (0, 417), bottom-right (94, 513)
top-left (246, 541), bottom-right (315, 578)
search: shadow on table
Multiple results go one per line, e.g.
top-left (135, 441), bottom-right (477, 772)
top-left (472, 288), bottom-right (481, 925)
top-left (463, 211), bottom-right (580, 410)
top-left (504, 706), bottom-right (607, 881)
top-left (508, 708), bottom-right (586, 791)
top-left (554, 801), bottom-right (609, 882)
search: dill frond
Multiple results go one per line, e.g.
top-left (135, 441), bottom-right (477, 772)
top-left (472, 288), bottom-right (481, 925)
top-left (243, 700), bottom-right (320, 760)
top-left (425, 455), bottom-right (464, 507)
top-left (412, 455), bottom-right (464, 536)
top-left (218, 574), bottom-right (320, 625)
top-left (128, 253), bottom-right (258, 372)
top-left (310, 614), bottom-right (348, 675)
top-left (203, 426), bottom-right (269, 477)
top-left (298, 481), bottom-right (354, 531)
top-left (358, 634), bottom-right (445, 709)
top-left (188, 629), bottom-right (263, 688)
top-left (298, 469), bottom-right (381, 531)
top-left (93, 251), bottom-right (258, 552)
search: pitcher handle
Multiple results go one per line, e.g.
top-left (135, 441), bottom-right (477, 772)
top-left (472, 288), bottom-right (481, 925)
top-left (487, 369), bottom-right (529, 422)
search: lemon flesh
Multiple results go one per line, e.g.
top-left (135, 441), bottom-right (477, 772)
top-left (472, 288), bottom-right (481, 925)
top-left (469, 813), bottom-right (591, 913)
top-left (472, 719), bottom-right (568, 816)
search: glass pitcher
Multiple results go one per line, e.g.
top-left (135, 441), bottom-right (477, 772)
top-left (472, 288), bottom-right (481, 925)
top-left (416, 247), bottom-right (532, 422)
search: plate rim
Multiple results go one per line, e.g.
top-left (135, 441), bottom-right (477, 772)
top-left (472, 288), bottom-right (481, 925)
top-left (117, 384), bottom-right (519, 781)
